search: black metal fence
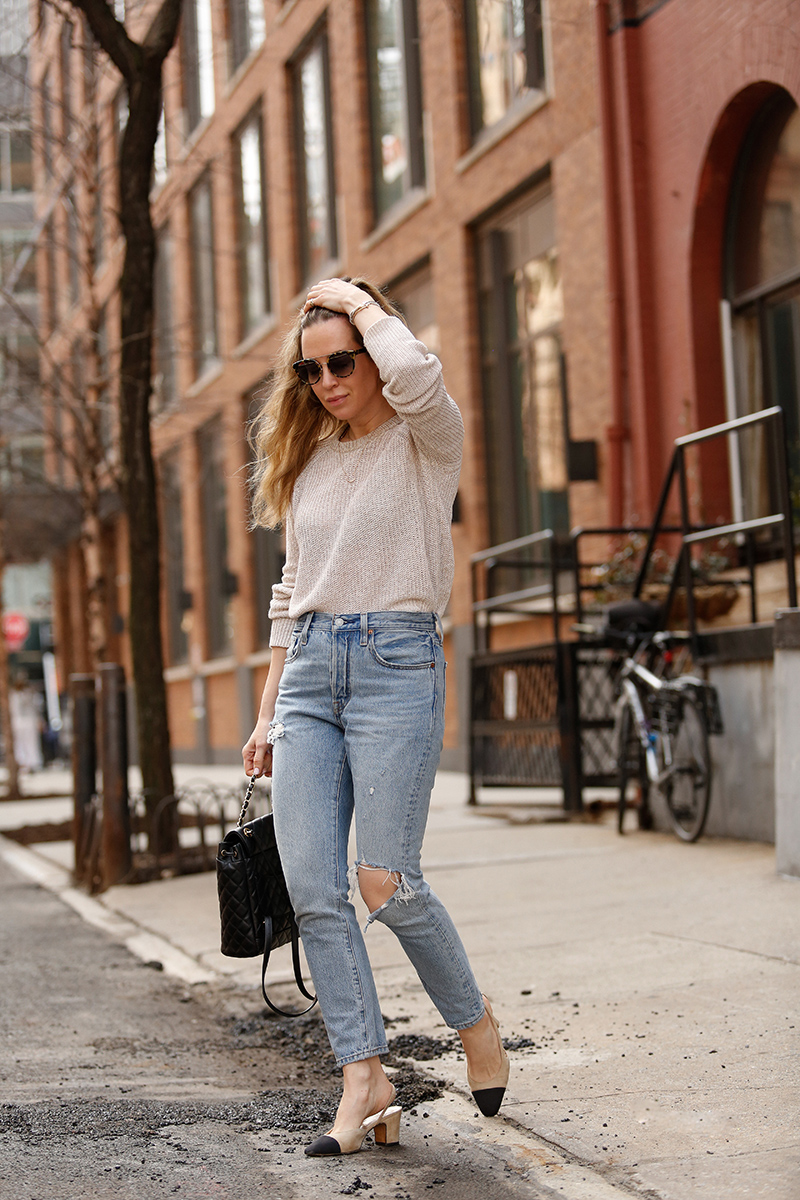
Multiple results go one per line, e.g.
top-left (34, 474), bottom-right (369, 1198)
top-left (469, 406), bottom-right (798, 810)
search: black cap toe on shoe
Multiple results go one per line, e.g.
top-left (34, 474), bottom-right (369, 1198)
top-left (304, 1134), bottom-right (342, 1157)
top-left (471, 1087), bottom-right (505, 1118)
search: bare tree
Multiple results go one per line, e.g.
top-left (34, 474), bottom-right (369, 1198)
top-left (44, 0), bottom-right (183, 834)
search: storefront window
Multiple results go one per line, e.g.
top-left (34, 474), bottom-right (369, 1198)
top-left (477, 183), bottom-right (568, 552)
top-left (728, 93), bottom-right (800, 525)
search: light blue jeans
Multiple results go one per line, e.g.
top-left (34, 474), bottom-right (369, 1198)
top-left (269, 611), bottom-right (485, 1066)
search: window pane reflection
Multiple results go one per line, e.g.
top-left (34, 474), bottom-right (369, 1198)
top-left (366, 0), bottom-right (424, 218)
top-left (235, 115), bottom-right (269, 336)
top-left (469, 0), bottom-right (545, 135)
top-left (189, 177), bottom-right (218, 375)
top-left (478, 187), bottom-right (568, 549)
top-left (759, 107), bottom-right (800, 287)
top-left (296, 39), bottom-right (336, 280)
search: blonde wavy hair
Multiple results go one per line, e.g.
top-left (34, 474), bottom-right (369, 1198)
top-left (250, 278), bottom-right (405, 528)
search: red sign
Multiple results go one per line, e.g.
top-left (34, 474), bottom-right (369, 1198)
top-left (2, 613), bottom-right (30, 652)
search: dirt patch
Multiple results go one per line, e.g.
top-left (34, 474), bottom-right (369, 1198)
top-left (222, 1010), bottom-right (449, 1105)
top-left (385, 1033), bottom-right (459, 1062)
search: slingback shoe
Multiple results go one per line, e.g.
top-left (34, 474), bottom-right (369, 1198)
top-left (304, 1086), bottom-right (401, 1156)
top-left (466, 999), bottom-right (509, 1118)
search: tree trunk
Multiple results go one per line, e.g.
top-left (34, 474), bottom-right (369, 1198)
top-left (67, 0), bottom-right (183, 850)
top-left (116, 62), bottom-right (176, 847)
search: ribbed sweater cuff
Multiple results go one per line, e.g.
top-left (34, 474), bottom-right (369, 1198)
top-left (269, 618), bottom-right (294, 648)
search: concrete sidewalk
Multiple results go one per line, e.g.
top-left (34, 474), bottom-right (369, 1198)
top-left (2, 768), bottom-right (798, 1199)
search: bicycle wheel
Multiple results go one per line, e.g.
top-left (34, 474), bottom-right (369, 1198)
top-left (660, 691), bottom-right (711, 842)
top-left (617, 703), bottom-right (649, 834)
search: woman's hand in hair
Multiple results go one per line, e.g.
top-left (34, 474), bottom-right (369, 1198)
top-left (303, 278), bottom-right (366, 315)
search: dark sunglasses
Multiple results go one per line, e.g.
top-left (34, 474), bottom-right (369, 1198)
top-left (292, 348), bottom-right (368, 387)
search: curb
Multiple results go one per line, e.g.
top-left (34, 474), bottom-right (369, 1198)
top-left (0, 834), bottom-right (218, 987)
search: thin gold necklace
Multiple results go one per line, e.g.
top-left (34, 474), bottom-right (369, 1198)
top-left (336, 431), bottom-right (366, 484)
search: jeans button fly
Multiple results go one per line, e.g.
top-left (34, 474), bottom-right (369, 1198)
top-left (334, 617), bottom-right (344, 627)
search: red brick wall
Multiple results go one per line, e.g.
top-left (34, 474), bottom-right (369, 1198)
top-left (609, 0), bottom-right (800, 520)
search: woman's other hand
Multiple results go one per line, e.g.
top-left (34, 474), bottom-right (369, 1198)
top-left (242, 721), bottom-right (274, 779)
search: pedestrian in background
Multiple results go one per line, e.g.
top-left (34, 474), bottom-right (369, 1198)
top-left (243, 277), bottom-right (509, 1157)
top-left (9, 675), bottom-right (43, 772)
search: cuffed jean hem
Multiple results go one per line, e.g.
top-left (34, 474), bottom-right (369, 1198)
top-left (446, 1001), bottom-right (487, 1032)
top-left (335, 1045), bottom-right (390, 1068)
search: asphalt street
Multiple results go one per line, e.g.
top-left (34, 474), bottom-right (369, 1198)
top-left (0, 855), bottom-right (577, 1200)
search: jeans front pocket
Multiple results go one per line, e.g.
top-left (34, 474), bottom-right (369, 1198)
top-left (284, 631), bottom-right (303, 664)
top-left (368, 628), bottom-right (435, 670)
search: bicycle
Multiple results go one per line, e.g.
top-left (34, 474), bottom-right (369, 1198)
top-left (603, 602), bottom-right (723, 842)
top-left (575, 600), bottom-right (724, 842)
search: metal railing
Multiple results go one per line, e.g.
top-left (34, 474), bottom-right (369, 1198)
top-left (468, 406), bottom-right (798, 811)
top-left (470, 529), bottom-right (560, 653)
top-left (632, 406), bottom-right (797, 655)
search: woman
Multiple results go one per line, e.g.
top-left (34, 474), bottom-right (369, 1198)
top-left (243, 277), bottom-right (508, 1157)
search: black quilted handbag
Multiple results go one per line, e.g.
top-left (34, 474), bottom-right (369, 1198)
top-left (216, 777), bottom-right (316, 1016)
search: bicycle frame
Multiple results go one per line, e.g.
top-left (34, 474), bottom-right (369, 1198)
top-left (615, 640), bottom-right (705, 789)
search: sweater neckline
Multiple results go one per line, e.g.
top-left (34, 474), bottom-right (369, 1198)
top-left (336, 413), bottom-right (401, 450)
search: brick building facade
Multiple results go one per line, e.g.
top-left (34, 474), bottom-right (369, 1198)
top-left (33, 0), bottom-right (799, 768)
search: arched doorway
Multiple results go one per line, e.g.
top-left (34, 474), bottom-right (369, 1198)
top-left (725, 89), bottom-right (800, 532)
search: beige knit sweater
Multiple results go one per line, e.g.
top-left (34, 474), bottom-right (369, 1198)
top-left (268, 316), bottom-right (463, 648)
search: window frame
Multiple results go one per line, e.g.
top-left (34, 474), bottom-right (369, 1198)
top-left (227, 0), bottom-right (265, 76)
top-left (197, 417), bottom-right (234, 660)
top-left (364, 0), bottom-right (426, 223)
top-left (291, 26), bottom-right (338, 286)
top-left (474, 180), bottom-right (569, 554)
top-left (182, 0), bottom-right (216, 137)
top-left (464, 0), bottom-right (546, 141)
top-left (153, 224), bottom-right (177, 412)
top-left (160, 452), bottom-right (190, 666)
top-left (231, 106), bottom-right (271, 341)
top-left (188, 172), bottom-right (219, 378)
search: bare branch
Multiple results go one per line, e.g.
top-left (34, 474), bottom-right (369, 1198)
top-left (143, 0), bottom-right (183, 62)
top-left (65, 0), bottom-right (139, 82)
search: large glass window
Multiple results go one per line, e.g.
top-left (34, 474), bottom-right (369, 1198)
top-left (246, 391), bottom-right (284, 648)
top-left (65, 190), bottom-right (80, 308)
top-left (293, 32), bottom-right (336, 283)
top-left (189, 174), bottom-right (218, 377)
top-left (232, 111), bottom-right (270, 339)
top-left (160, 454), bottom-right (189, 665)
top-left (197, 418), bottom-right (234, 658)
top-left (153, 226), bottom-right (177, 411)
top-left (43, 220), bottom-right (57, 333)
top-left (1, 231), bottom-right (36, 293)
top-left (182, 0), bottom-right (215, 135)
top-left (727, 93), bottom-right (800, 527)
top-left (41, 71), bottom-right (53, 178)
top-left (9, 131), bottom-right (32, 192)
top-left (365, 0), bottom-right (425, 220)
top-left (227, 0), bottom-right (265, 74)
top-left (60, 19), bottom-right (73, 141)
top-left (465, 0), bottom-right (545, 137)
top-left (153, 106), bottom-right (168, 188)
top-left (391, 260), bottom-right (438, 351)
top-left (477, 184), bottom-right (568, 549)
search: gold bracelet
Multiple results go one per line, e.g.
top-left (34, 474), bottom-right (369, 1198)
top-left (348, 299), bottom-right (379, 323)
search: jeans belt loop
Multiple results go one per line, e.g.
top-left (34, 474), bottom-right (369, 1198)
top-left (360, 613), bottom-right (369, 646)
top-left (434, 613), bottom-right (444, 644)
top-left (300, 611), bottom-right (314, 644)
